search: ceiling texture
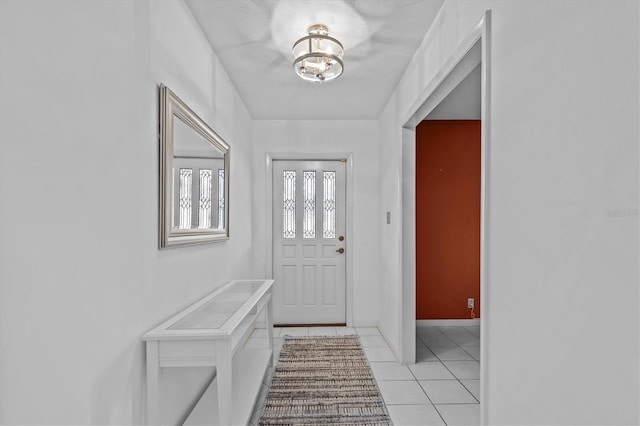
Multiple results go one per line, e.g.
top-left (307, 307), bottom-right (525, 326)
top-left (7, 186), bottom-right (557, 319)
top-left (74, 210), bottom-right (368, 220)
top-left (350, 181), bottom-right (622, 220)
top-left (186, 0), bottom-right (445, 120)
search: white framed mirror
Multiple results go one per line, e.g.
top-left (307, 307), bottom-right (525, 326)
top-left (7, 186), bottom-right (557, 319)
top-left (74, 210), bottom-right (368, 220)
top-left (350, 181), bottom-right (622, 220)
top-left (159, 84), bottom-right (229, 248)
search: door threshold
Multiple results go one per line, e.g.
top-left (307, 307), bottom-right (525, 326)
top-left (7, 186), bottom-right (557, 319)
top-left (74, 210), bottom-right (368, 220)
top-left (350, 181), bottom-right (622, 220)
top-left (274, 323), bottom-right (346, 327)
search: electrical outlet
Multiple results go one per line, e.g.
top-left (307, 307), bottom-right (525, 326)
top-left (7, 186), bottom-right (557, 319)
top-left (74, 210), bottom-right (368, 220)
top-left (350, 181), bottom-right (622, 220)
top-left (467, 298), bottom-right (474, 309)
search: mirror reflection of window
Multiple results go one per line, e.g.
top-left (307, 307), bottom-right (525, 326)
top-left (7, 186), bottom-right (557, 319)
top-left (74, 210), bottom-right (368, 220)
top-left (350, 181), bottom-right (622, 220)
top-left (174, 164), bottom-right (224, 230)
top-left (198, 169), bottom-right (212, 229)
top-left (172, 116), bottom-right (225, 230)
top-left (179, 168), bottom-right (193, 229)
top-left (218, 169), bottom-right (225, 229)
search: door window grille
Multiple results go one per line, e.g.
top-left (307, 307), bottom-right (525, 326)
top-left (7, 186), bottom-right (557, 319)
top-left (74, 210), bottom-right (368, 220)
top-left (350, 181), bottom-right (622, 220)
top-left (179, 168), bottom-right (193, 229)
top-left (283, 171), bottom-right (296, 238)
top-left (198, 169), bottom-right (212, 229)
top-left (218, 169), bottom-right (225, 228)
top-left (303, 171), bottom-right (316, 238)
top-left (323, 171), bottom-right (336, 238)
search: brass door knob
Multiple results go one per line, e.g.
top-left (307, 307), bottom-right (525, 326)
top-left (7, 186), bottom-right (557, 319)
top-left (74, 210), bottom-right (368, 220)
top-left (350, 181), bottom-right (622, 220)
top-left (336, 248), bottom-right (345, 254)
top-left (338, 236), bottom-right (344, 241)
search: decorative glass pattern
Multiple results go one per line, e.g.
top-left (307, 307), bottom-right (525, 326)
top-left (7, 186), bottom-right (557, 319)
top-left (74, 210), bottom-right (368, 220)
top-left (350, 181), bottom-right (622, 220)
top-left (323, 171), bottom-right (336, 238)
top-left (303, 171), bottom-right (316, 238)
top-left (179, 168), bottom-right (193, 229)
top-left (198, 169), bottom-right (212, 229)
top-left (218, 169), bottom-right (225, 229)
top-left (283, 171), bottom-right (296, 238)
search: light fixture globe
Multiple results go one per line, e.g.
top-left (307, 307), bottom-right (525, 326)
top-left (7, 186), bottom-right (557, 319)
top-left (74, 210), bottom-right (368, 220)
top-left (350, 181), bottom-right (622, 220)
top-left (292, 24), bottom-right (344, 82)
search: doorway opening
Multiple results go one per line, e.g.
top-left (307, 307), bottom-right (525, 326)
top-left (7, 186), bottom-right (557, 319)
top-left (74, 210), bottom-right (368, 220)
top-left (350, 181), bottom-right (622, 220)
top-left (400, 11), bottom-right (491, 425)
top-left (416, 117), bottom-right (481, 322)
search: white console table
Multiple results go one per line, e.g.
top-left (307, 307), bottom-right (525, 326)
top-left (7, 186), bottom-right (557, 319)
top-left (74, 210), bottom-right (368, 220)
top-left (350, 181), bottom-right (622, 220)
top-left (142, 279), bottom-right (274, 425)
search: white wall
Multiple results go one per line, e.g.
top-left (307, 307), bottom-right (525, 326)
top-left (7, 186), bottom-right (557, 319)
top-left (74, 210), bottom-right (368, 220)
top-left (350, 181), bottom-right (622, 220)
top-left (252, 120), bottom-right (380, 326)
top-left (0, 1), bottom-right (254, 424)
top-left (377, 98), bottom-right (404, 355)
top-left (426, 64), bottom-right (481, 120)
top-left (379, 0), bottom-right (639, 424)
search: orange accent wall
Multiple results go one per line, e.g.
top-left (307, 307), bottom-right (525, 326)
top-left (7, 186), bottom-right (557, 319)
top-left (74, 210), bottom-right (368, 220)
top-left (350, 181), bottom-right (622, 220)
top-left (416, 120), bottom-right (481, 319)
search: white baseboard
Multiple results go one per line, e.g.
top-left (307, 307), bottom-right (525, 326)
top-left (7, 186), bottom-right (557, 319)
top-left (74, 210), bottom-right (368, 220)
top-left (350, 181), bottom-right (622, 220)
top-left (255, 321), bottom-right (378, 328)
top-left (351, 320), bottom-right (378, 328)
top-left (416, 319), bottom-right (480, 326)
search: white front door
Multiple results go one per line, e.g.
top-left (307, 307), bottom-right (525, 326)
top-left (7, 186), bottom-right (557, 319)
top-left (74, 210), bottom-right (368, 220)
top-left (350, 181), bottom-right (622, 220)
top-left (272, 160), bottom-right (346, 324)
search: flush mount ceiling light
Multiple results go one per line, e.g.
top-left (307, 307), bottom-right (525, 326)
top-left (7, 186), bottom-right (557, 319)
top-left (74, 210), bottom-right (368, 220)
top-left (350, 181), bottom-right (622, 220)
top-left (292, 24), bottom-right (344, 82)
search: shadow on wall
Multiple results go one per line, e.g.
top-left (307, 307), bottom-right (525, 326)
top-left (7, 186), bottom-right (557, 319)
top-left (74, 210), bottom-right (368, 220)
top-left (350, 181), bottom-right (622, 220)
top-left (91, 340), bottom-right (216, 425)
top-left (91, 342), bottom-right (145, 424)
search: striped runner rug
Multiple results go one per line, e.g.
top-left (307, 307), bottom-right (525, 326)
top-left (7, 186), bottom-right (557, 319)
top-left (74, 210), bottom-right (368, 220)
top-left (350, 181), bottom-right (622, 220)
top-left (259, 335), bottom-right (393, 425)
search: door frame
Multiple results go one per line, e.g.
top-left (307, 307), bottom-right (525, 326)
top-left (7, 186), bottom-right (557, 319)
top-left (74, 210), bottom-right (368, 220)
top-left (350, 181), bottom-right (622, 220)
top-left (265, 152), bottom-right (354, 326)
top-left (399, 11), bottom-right (491, 425)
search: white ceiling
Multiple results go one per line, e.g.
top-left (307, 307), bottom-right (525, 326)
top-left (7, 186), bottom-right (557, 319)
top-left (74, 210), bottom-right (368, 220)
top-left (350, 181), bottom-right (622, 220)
top-left (426, 64), bottom-right (481, 120)
top-left (186, 0), bottom-right (444, 120)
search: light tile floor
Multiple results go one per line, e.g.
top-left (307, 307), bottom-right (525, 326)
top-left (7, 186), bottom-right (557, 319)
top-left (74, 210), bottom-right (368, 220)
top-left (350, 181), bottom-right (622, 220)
top-left (247, 325), bottom-right (480, 426)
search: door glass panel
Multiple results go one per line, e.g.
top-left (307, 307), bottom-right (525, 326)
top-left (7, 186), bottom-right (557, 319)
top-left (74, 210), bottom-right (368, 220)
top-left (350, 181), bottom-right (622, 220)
top-left (179, 168), bottom-right (193, 229)
top-left (198, 169), bottom-right (212, 229)
top-left (323, 171), bottom-right (336, 238)
top-left (283, 171), bottom-right (296, 238)
top-left (303, 171), bottom-right (316, 238)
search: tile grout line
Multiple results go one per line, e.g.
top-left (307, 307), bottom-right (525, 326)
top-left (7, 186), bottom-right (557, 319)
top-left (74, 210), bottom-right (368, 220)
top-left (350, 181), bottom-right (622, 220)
top-left (460, 345), bottom-right (481, 361)
top-left (422, 327), bottom-right (481, 405)
top-left (418, 325), bottom-right (481, 426)
top-left (405, 355), bottom-right (449, 425)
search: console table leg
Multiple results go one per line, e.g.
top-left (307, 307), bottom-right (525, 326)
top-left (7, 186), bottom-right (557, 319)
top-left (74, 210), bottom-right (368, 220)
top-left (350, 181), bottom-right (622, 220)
top-left (146, 341), bottom-right (159, 425)
top-left (215, 340), bottom-right (232, 425)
